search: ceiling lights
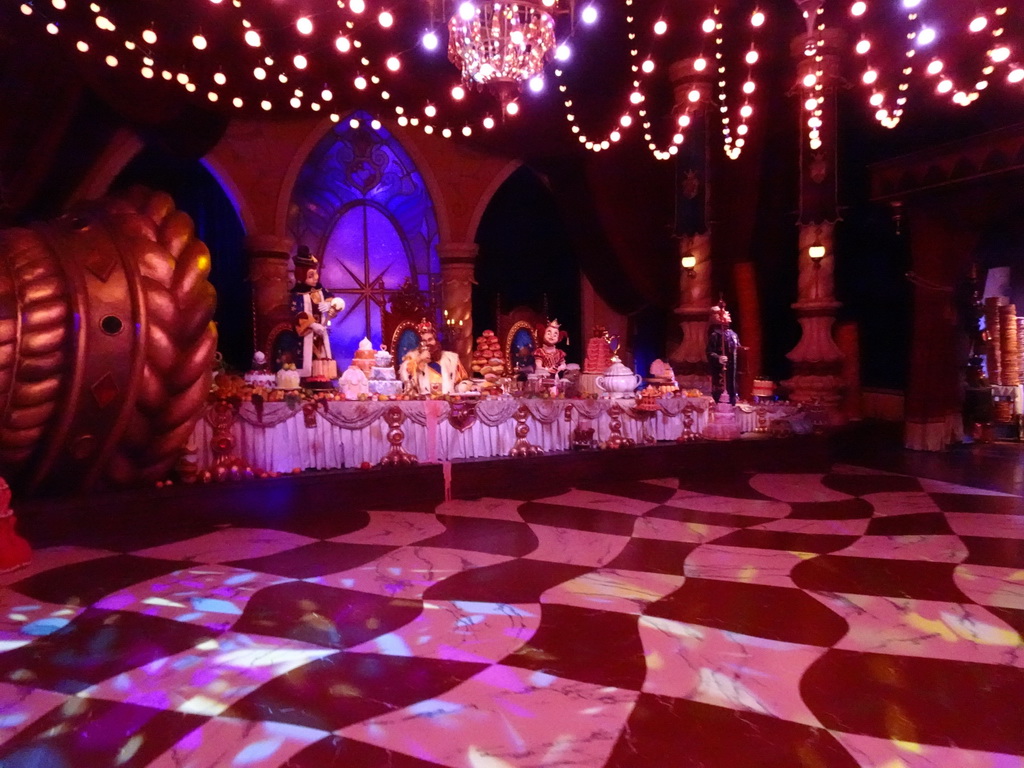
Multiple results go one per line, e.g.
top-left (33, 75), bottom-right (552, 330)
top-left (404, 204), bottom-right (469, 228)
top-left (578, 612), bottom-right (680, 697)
top-left (848, 2), bottom-right (1019, 129)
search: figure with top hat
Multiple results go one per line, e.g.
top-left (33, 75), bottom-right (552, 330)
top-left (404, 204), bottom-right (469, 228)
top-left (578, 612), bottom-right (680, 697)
top-left (534, 319), bottom-right (569, 377)
top-left (399, 319), bottom-right (467, 395)
top-left (290, 246), bottom-right (345, 377)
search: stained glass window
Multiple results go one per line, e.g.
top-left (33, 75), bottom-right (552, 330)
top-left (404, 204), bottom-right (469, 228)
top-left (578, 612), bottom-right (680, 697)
top-left (288, 112), bottom-right (439, 365)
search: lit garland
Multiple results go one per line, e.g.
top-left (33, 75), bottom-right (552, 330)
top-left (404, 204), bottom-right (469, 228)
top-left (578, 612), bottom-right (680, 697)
top-left (15, 0), bottom-right (1024, 157)
top-left (849, 1), bottom-right (1020, 128)
top-left (800, 4), bottom-right (827, 150)
top-left (551, 3), bottom-right (765, 161)
top-left (550, 0), bottom-right (671, 158)
top-left (711, 6), bottom-right (765, 159)
top-left (17, 0), bottom-right (583, 140)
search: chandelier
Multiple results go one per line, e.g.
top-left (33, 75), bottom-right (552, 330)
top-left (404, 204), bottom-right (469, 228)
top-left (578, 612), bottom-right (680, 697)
top-left (447, 0), bottom-right (559, 107)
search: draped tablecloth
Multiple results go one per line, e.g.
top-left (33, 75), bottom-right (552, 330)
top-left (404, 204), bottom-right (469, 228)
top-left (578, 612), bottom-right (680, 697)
top-left (192, 395), bottom-right (769, 472)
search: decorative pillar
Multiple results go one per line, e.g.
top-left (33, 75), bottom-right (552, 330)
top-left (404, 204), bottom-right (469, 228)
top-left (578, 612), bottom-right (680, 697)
top-left (668, 59), bottom-right (714, 392)
top-left (437, 242), bottom-right (478, 368)
top-left (782, 20), bottom-right (845, 415)
top-left (245, 234), bottom-right (294, 360)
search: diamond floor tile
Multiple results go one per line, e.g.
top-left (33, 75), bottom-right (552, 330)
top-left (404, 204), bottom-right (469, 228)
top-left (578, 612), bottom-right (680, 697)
top-left (1, 453), bottom-right (1022, 767)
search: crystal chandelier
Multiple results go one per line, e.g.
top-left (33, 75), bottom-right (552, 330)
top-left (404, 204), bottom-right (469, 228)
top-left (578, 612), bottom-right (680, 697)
top-left (448, 0), bottom-right (558, 106)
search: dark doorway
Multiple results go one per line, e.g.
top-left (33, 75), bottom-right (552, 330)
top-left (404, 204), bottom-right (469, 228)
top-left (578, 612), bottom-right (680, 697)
top-left (473, 166), bottom-right (581, 363)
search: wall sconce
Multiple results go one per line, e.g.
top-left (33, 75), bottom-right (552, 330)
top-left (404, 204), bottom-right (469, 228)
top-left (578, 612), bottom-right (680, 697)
top-left (808, 242), bottom-right (826, 267)
top-left (681, 253), bottom-right (697, 278)
top-left (443, 309), bottom-right (464, 329)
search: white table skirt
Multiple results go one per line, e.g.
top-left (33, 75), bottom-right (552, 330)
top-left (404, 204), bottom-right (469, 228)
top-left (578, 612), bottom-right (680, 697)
top-left (193, 395), bottom-right (778, 473)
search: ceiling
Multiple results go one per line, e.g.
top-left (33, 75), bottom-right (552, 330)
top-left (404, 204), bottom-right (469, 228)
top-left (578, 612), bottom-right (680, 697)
top-left (2, 0), bottom-right (1022, 165)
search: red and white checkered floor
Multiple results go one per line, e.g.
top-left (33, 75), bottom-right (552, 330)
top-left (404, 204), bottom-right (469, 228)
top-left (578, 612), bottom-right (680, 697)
top-left (1, 463), bottom-right (1022, 767)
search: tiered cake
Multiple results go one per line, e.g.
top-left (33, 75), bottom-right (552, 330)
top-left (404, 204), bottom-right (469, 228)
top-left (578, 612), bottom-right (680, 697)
top-left (703, 396), bottom-right (741, 440)
top-left (352, 337), bottom-right (376, 378)
top-left (245, 369), bottom-right (276, 389)
top-left (244, 351), bottom-right (276, 389)
top-left (582, 329), bottom-right (615, 395)
top-left (752, 379), bottom-right (775, 400)
top-left (242, 354), bottom-right (276, 391)
top-left (368, 346), bottom-right (403, 397)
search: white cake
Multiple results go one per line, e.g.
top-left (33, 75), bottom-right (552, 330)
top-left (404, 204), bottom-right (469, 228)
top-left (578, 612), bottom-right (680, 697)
top-left (244, 351), bottom-right (276, 389)
top-left (339, 365), bottom-right (369, 398)
top-left (368, 347), bottom-right (403, 396)
top-left (245, 370), bottom-right (276, 389)
top-left (275, 367), bottom-right (301, 390)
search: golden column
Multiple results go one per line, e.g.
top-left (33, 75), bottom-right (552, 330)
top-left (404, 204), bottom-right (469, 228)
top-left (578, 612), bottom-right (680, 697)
top-left (245, 234), bottom-right (294, 359)
top-left (782, 17), bottom-right (845, 414)
top-left (437, 242), bottom-right (478, 368)
top-left (668, 58), bottom-right (715, 392)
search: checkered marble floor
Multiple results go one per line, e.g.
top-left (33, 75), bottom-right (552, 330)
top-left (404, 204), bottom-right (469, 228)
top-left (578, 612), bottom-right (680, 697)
top-left (1, 464), bottom-right (1022, 767)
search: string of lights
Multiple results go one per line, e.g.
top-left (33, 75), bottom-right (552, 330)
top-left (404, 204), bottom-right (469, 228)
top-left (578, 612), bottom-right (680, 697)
top-left (848, 1), bottom-right (1019, 129)
top-left (14, 0), bottom-right (1024, 158)
top-left (713, 6), bottom-right (766, 159)
top-left (800, 5), bottom-right (828, 150)
top-left (550, 0), bottom-right (675, 158)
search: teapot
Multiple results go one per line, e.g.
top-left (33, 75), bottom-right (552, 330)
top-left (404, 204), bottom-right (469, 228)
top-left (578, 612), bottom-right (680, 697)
top-left (596, 358), bottom-right (642, 396)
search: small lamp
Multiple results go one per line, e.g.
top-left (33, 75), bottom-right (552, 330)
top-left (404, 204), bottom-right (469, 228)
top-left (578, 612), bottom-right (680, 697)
top-left (808, 242), bottom-right (826, 266)
top-left (681, 253), bottom-right (697, 278)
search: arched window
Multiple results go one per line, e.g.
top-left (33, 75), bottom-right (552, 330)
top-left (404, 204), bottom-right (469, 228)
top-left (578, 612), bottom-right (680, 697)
top-left (288, 113), bottom-right (439, 365)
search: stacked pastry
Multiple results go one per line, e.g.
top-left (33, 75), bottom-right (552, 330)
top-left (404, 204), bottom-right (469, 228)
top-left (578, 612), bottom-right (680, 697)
top-left (471, 330), bottom-right (505, 390)
top-left (984, 297), bottom-right (1005, 385)
top-left (585, 334), bottom-right (614, 374)
top-left (1019, 317), bottom-right (1024, 384)
top-left (999, 304), bottom-right (1019, 386)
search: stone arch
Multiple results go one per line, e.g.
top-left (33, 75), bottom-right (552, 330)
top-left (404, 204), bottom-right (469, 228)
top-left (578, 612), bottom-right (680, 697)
top-left (198, 156), bottom-right (255, 235)
top-left (70, 128), bottom-right (144, 204)
top-left (71, 128), bottom-right (255, 234)
top-left (465, 159), bottom-right (526, 242)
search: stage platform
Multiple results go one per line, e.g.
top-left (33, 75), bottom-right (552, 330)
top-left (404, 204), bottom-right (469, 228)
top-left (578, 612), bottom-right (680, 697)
top-left (17, 431), bottom-right (835, 548)
top-left (18, 421), bottom-right (1022, 550)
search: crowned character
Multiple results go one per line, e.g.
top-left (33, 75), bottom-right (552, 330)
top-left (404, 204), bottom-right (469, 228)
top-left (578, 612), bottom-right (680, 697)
top-left (534, 318), bottom-right (569, 377)
top-left (399, 319), bottom-right (467, 395)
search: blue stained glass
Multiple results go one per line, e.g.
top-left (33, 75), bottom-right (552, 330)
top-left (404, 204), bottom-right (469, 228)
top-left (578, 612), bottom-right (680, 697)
top-left (287, 112), bottom-right (440, 366)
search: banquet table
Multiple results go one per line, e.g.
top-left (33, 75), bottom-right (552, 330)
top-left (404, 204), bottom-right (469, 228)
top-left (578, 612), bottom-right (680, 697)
top-left (191, 395), bottom-right (799, 473)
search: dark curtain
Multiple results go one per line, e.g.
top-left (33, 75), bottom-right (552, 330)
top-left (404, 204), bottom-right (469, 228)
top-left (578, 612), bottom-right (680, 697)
top-left (542, 147), bottom-right (675, 371)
